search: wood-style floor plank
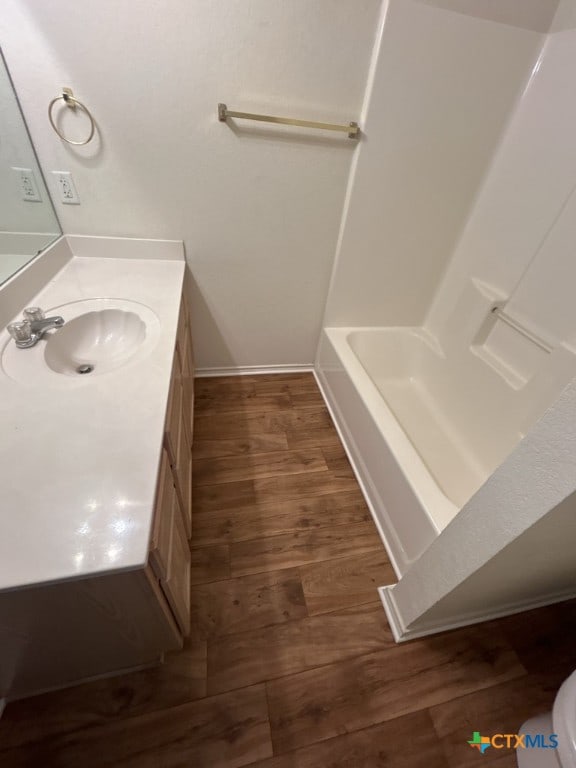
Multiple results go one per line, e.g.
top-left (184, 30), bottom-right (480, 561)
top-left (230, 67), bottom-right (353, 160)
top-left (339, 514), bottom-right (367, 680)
top-left (195, 389), bottom-right (292, 415)
top-left (499, 599), bottom-right (576, 691)
top-left (194, 374), bottom-right (317, 399)
top-left (193, 433), bottom-right (289, 460)
top-left (193, 449), bottom-right (328, 486)
top-left (429, 675), bottom-right (552, 768)
top-left (321, 444), bottom-right (355, 479)
top-left (190, 544), bottom-right (231, 585)
top-left (1, 684), bottom-right (272, 768)
top-left (251, 375), bottom-right (320, 398)
top-left (193, 477), bottom-right (259, 512)
top-left (300, 549), bottom-right (396, 616)
top-left (242, 710), bottom-right (448, 768)
top-left (266, 625), bottom-right (526, 754)
top-left (0, 640), bottom-right (207, 751)
top-left (190, 492), bottom-right (371, 547)
top-left (193, 471), bottom-right (362, 513)
top-left (193, 406), bottom-right (333, 441)
top-left (285, 426), bottom-right (345, 450)
top-left (290, 389), bottom-right (326, 409)
top-left (207, 603), bottom-right (393, 695)
top-left (229, 522), bottom-right (383, 578)
top-left (190, 568), bottom-right (307, 641)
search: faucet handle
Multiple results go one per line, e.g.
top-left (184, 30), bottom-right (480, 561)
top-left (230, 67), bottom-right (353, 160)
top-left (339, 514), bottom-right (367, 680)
top-left (7, 320), bottom-right (33, 344)
top-left (23, 307), bottom-right (45, 323)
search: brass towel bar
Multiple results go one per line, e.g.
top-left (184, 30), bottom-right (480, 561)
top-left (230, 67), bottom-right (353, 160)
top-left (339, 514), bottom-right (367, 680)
top-left (218, 103), bottom-right (359, 139)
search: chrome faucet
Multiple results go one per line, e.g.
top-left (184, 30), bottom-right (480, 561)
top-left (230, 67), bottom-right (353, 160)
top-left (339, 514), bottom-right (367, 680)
top-left (7, 307), bottom-right (65, 349)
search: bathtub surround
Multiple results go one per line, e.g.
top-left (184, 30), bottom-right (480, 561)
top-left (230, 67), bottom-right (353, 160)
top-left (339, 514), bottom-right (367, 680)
top-left (319, 0), bottom-right (576, 638)
top-left (426, 18), bottom-right (576, 350)
top-left (417, 0), bottom-right (560, 32)
top-left (324, 0), bottom-right (546, 328)
top-left (0, 0), bottom-right (380, 371)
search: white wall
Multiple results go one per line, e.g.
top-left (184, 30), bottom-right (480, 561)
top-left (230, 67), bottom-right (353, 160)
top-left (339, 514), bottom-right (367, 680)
top-left (0, 0), bottom-right (381, 369)
top-left (324, 0), bottom-right (545, 328)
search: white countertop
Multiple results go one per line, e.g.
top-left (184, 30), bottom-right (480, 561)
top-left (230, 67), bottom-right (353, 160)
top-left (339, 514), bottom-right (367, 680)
top-left (0, 236), bottom-right (185, 592)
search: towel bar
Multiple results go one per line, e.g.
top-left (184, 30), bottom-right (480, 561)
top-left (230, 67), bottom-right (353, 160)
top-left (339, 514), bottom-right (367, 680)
top-left (218, 103), bottom-right (359, 139)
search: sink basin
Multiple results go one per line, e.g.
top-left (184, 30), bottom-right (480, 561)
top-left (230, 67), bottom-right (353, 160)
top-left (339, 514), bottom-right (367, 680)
top-left (2, 298), bottom-right (160, 385)
top-left (46, 308), bottom-right (146, 375)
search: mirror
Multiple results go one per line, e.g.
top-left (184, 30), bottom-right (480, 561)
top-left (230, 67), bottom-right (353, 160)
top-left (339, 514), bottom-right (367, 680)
top-left (0, 48), bottom-right (61, 285)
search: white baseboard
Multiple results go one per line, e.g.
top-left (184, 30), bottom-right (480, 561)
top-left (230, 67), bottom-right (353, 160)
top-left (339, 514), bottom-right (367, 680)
top-left (378, 585), bottom-right (408, 642)
top-left (379, 584), bottom-right (576, 642)
top-left (195, 364), bottom-right (314, 377)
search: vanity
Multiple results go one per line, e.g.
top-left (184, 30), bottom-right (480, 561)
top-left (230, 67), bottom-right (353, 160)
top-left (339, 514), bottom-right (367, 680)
top-left (0, 235), bottom-right (194, 701)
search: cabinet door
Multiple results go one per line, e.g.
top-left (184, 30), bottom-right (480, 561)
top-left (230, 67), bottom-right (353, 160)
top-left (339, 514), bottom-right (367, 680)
top-left (181, 327), bottom-right (195, 446)
top-left (164, 356), bottom-right (183, 467)
top-left (144, 565), bottom-right (182, 648)
top-left (174, 415), bottom-right (192, 538)
top-left (149, 449), bottom-right (175, 581)
top-left (165, 292), bottom-right (194, 538)
top-left (161, 501), bottom-right (191, 636)
top-left (148, 458), bottom-right (191, 637)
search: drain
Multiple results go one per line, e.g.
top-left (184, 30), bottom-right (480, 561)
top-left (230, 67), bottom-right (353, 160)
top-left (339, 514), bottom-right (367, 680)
top-left (76, 364), bottom-right (94, 375)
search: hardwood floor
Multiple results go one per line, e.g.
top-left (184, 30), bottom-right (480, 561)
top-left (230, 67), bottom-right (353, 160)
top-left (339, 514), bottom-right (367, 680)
top-left (1, 372), bottom-right (575, 767)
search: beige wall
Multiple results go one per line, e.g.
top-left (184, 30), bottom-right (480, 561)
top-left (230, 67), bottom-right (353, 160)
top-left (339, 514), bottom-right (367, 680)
top-left (0, 0), bottom-right (381, 369)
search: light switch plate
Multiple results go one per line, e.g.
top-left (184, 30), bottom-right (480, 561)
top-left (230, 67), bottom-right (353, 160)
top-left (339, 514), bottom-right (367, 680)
top-left (52, 171), bottom-right (80, 204)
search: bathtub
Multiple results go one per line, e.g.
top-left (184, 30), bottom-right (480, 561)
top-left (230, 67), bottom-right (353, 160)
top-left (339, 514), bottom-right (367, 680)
top-left (317, 317), bottom-right (576, 576)
top-left (316, 327), bottom-right (491, 576)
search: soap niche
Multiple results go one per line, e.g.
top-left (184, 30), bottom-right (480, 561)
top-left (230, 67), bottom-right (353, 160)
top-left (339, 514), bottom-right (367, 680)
top-left (471, 302), bottom-right (552, 390)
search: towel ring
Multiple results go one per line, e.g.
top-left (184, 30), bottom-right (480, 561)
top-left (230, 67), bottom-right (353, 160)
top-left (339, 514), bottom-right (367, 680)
top-left (48, 87), bottom-right (95, 146)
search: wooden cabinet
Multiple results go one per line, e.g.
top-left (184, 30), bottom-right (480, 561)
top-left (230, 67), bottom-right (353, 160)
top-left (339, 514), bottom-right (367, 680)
top-left (148, 289), bottom-right (194, 638)
top-left (162, 290), bottom-right (194, 540)
top-left (149, 449), bottom-right (191, 636)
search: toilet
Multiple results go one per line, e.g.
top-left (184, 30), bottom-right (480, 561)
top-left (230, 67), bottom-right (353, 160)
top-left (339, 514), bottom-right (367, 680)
top-left (517, 670), bottom-right (576, 767)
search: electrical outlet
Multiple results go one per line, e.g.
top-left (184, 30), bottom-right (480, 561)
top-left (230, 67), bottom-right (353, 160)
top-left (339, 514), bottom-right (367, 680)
top-left (52, 171), bottom-right (80, 204)
top-left (12, 167), bottom-right (42, 202)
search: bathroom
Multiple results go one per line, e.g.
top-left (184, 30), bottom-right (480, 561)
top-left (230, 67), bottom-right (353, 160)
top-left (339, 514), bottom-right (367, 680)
top-left (1, 0), bottom-right (576, 765)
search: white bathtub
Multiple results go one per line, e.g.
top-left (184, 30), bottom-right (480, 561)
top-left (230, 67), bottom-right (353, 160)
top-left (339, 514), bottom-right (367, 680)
top-left (317, 318), bottom-right (576, 576)
top-left (316, 327), bottom-right (462, 576)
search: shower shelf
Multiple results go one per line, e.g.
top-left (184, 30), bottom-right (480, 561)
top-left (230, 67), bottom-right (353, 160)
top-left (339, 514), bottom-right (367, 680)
top-left (471, 303), bottom-right (552, 390)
